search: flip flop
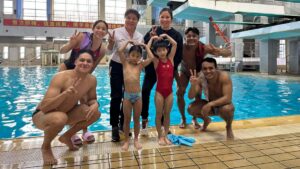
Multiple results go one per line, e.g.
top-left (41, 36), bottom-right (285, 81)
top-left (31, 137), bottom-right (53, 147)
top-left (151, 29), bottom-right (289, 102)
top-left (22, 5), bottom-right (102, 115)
top-left (71, 135), bottom-right (83, 146)
top-left (82, 131), bottom-right (95, 144)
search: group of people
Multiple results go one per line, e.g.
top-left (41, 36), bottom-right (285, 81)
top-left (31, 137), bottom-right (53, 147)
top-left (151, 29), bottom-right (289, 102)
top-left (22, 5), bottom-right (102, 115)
top-left (32, 8), bottom-right (234, 165)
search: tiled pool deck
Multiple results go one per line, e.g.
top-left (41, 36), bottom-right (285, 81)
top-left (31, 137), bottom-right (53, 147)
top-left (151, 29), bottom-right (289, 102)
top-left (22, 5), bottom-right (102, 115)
top-left (1, 115), bottom-right (300, 169)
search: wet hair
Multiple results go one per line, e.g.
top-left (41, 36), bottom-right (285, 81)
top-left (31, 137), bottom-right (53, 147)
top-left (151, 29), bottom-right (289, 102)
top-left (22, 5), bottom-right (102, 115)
top-left (124, 9), bottom-right (141, 20)
top-left (129, 45), bottom-right (143, 56)
top-left (152, 39), bottom-right (170, 53)
top-left (185, 27), bottom-right (200, 35)
top-left (75, 49), bottom-right (94, 61)
top-left (202, 57), bottom-right (217, 68)
top-left (92, 20), bottom-right (108, 31)
top-left (159, 8), bottom-right (173, 20)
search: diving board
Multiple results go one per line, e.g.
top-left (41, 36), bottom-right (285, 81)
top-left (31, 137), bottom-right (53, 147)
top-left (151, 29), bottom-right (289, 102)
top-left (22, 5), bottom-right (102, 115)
top-left (147, 0), bottom-right (169, 7)
top-left (213, 21), bottom-right (267, 25)
top-left (235, 11), bottom-right (300, 19)
top-left (231, 21), bottom-right (300, 40)
top-left (276, 0), bottom-right (300, 3)
top-left (172, 0), bottom-right (285, 22)
top-left (147, 0), bottom-right (186, 7)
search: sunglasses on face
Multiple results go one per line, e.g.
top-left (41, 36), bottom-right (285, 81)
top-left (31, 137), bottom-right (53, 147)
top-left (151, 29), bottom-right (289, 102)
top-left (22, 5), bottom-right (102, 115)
top-left (78, 58), bottom-right (93, 63)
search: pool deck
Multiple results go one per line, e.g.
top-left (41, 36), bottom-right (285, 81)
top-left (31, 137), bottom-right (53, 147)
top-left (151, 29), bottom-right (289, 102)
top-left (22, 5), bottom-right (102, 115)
top-left (1, 116), bottom-right (300, 168)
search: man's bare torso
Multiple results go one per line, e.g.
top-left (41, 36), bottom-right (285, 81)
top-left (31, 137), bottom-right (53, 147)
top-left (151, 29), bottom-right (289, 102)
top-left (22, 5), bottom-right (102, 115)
top-left (206, 71), bottom-right (224, 101)
top-left (182, 44), bottom-right (198, 75)
top-left (39, 70), bottom-right (95, 113)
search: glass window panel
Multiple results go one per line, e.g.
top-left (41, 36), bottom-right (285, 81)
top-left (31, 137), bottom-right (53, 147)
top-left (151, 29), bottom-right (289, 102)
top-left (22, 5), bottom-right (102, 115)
top-left (54, 0), bottom-right (66, 3)
top-left (24, 9), bottom-right (35, 15)
top-left (53, 0), bottom-right (99, 22)
top-left (4, 8), bottom-right (13, 14)
top-left (36, 16), bottom-right (47, 20)
top-left (36, 3), bottom-right (47, 9)
top-left (105, 0), bottom-right (115, 6)
top-left (4, 1), bottom-right (13, 8)
top-left (24, 2), bottom-right (36, 8)
top-left (54, 3), bottom-right (66, 10)
top-left (23, 16), bottom-right (34, 20)
top-left (79, 6), bottom-right (88, 12)
top-left (68, 4), bottom-right (78, 10)
top-left (36, 46), bottom-right (41, 59)
top-left (54, 10), bottom-right (65, 16)
top-left (79, 0), bottom-right (88, 5)
top-left (20, 47), bottom-right (25, 59)
top-left (36, 10), bottom-right (46, 16)
top-left (89, 6), bottom-right (98, 12)
top-left (89, 0), bottom-right (98, 5)
top-left (3, 46), bottom-right (9, 59)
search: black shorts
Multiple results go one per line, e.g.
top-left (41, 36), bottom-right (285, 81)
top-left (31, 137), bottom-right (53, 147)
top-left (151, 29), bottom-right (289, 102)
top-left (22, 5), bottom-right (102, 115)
top-left (64, 59), bottom-right (75, 70)
top-left (32, 109), bottom-right (41, 117)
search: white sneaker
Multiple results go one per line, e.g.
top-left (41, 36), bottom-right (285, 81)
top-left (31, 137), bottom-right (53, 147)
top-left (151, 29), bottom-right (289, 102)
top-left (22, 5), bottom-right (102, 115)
top-left (140, 119), bottom-right (149, 136)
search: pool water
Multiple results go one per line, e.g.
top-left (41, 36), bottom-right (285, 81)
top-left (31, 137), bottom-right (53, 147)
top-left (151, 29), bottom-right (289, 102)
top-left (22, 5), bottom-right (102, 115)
top-left (0, 66), bottom-right (300, 139)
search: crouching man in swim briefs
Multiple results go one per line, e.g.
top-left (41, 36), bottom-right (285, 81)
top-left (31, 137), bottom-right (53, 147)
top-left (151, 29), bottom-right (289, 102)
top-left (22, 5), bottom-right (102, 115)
top-left (32, 49), bottom-right (101, 165)
top-left (188, 57), bottom-right (234, 139)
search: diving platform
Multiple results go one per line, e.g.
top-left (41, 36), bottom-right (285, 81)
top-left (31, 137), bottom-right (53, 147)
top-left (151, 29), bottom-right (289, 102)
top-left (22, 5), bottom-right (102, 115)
top-left (150, 0), bottom-right (286, 23)
top-left (231, 21), bottom-right (300, 40)
top-left (276, 0), bottom-right (300, 3)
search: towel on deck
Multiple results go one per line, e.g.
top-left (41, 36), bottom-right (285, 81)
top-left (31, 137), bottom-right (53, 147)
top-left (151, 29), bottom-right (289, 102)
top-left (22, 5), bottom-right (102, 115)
top-left (167, 134), bottom-right (196, 147)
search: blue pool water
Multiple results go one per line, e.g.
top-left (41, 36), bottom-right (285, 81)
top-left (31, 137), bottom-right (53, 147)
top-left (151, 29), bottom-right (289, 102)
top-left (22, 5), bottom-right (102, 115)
top-left (0, 66), bottom-right (300, 139)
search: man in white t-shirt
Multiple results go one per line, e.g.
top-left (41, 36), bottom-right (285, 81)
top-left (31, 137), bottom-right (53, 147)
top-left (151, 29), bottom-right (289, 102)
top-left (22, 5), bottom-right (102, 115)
top-left (107, 9), bottom-right (144, 142)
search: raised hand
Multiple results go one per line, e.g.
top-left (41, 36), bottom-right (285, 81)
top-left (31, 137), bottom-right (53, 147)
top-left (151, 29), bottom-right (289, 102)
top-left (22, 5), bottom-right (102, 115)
top-left (69, 29), bottom-right (79, 45)
top-left (189, 69), bottom-right (199, 86)
top-left (150, 26), bottom-right (157, 37)
top-left (159, 33), bottom-right (168, 38)
top-left (64, 77), bottom-right (81, 95)
top-left (108, 30), bottom-right (115, 44)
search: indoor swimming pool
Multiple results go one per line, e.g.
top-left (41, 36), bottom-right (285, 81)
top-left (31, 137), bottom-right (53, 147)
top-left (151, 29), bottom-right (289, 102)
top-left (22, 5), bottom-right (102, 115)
top-left (0, 66), bottom-right (300, 139)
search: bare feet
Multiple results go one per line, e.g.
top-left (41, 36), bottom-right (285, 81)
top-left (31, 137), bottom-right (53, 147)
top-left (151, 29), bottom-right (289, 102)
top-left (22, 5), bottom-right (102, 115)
top-left (226, 127), bottom-right (234, 140)
top-left (41, 145), bottom-right (57, 165)
top-left (192, 117), bottom-right (201, 129)
top-left (122, 141), bottom-right (129, 151)
top-left (134, 139), bottom-right (142, 150)
top-left (179, 120), bottom-right (187, 129)
top-left (158, 137), bottom-right (166, 146)
top-left (164, 137), bottom-right (172, 145)
top-left (59, 135), bottom-right (79, 151)
top-left (201, 117), bottom-right (211, 131)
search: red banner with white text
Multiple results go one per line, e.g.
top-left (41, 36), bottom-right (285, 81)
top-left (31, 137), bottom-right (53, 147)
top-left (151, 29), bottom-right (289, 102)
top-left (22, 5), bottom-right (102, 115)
top-left (3, 19), bottom-right (123, 29)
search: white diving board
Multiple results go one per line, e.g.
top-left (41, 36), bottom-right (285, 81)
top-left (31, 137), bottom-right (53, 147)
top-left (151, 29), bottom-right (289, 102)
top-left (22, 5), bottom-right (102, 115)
top-left (276, 0), bottom-right (300, 3)
top-left (231, 21), bottom-right (300, 40)
top-left (172, 0), bottom-right (285, 22)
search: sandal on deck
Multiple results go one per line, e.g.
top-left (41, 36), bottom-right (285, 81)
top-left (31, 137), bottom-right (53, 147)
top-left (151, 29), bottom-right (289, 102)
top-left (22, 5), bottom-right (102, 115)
top-left (82, 131), bottom-right (95, 144)
top-left (71, 135), bottom-right (83, 146)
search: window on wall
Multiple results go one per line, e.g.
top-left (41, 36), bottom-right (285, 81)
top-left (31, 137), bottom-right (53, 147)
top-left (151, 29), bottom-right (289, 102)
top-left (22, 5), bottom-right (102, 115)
top-left (23, 0), bottom-right (47, 20)
top-left (4, 0), bottom-right (13, 15)
top-left (279, 40), bottom-right (286, 59)
top-left (36, 46), bottom-right (41, 59)
top-left (3, 47), bottom-right (9, 59)
top-left (105, 0), bottom-right (126, 24)
top-left (53, 0), bottom-right (98, 22)
top-left (20, 47), bottom-right (25, 59)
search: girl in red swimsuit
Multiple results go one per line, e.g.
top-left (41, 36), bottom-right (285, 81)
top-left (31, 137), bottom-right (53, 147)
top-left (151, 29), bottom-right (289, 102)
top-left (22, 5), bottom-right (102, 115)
top-left (149, 34), bottom-right (177, 145)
